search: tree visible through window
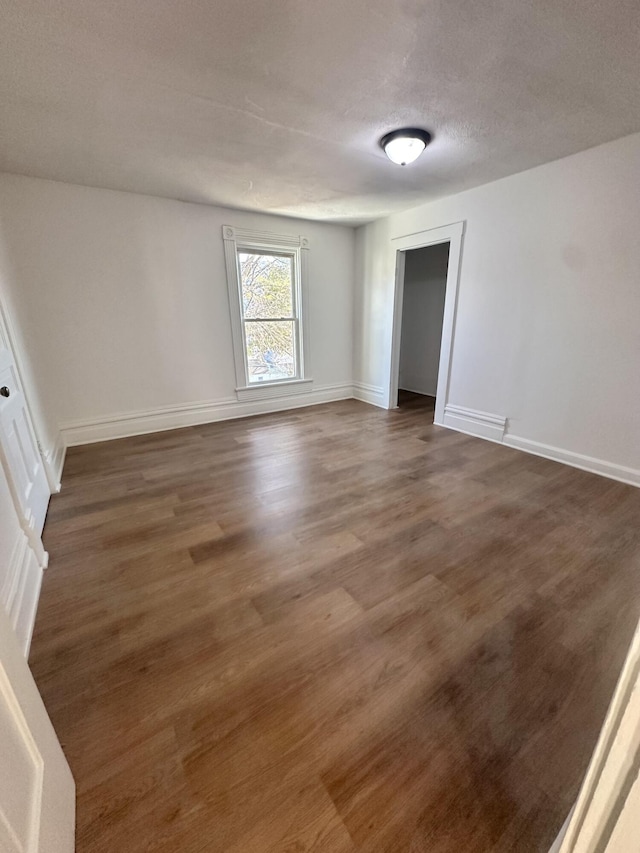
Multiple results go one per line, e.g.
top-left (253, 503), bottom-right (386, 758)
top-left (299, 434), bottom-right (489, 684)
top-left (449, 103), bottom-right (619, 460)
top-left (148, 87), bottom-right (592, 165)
top-left (238, 251), bottom-right (299, 384)
top-left (223, 226), bottom-right (310, 397)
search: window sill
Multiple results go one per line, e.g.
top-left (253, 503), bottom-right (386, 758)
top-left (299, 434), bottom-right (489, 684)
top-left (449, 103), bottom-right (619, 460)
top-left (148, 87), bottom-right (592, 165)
top-left (235, 379), bottom-right (313, 402)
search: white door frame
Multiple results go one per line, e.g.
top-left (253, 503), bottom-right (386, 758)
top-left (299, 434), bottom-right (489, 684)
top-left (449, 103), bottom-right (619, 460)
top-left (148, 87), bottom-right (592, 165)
top-left (0, 599), bottom-right (75, 851)
top-left (556, 615), bottom-right (640, 853)
top-left (0, 302), bottom-right (50, 568)
top-left (0, 298), bottom-right (56, 493)
top-left (387, 221), bottom-right (465, 424)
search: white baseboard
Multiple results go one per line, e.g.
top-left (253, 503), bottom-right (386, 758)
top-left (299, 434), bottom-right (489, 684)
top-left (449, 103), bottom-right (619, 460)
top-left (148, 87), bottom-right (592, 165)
top-left (58, 387), bottom-right (640, 490)
top-left (60, 383), bottom-right (354, 447)
top-left (442, 404), bottom-right (507, 442)
top-left (503, 434), bottom-right (640, 488)
top-left (353, 382), bottom-right (386, 409)
top-left (1, 532), bottom-right (43, 658)
top-left (439, 403), bottom-right (640, 489)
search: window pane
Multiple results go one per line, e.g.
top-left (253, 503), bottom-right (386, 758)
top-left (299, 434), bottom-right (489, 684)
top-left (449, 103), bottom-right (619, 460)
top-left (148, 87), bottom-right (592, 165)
top-left (245, 320), bottom-right (296, 383)
top-left (238, 252), bottom-right (293, 319)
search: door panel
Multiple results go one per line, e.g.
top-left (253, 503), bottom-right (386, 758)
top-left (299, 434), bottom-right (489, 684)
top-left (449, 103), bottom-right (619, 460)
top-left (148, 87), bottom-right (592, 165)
top-left (0, 425), bottom-right (72, 849)
top-left (0, 665), bottom-right (44, 852)
top-left (0, 604), bottom-right (75, 852)
top-left (0, 319), bottom-right (50, 539)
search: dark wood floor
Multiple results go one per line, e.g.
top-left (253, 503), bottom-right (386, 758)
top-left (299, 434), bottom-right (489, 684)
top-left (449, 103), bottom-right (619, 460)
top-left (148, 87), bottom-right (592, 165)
top-left (397, 388), bottom-right (436, 411)
top-left (30, 396), bottom-right (640, 852)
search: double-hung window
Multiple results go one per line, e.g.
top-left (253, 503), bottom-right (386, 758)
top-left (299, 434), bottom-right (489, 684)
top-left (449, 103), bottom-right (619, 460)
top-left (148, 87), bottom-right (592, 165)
top-left (223, 227), bottom-right (311, 400)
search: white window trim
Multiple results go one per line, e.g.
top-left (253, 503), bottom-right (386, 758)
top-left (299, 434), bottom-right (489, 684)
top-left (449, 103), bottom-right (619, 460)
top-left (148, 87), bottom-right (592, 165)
top-left (222, 226), bottom-right (312, 401)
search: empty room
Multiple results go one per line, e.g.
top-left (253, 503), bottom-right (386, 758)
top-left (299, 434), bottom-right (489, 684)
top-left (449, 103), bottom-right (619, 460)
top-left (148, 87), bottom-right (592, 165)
top-left (0, 1), bottom-right (639, 851)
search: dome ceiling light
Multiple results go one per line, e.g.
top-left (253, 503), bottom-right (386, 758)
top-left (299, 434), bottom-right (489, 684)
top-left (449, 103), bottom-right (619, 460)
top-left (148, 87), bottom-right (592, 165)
top-left (380, 128), bottom-right (432, 166)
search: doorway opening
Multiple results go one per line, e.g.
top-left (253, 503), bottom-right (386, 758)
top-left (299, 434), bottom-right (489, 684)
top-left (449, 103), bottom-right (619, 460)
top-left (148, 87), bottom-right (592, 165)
top-left (387, 221), bottom-right (464, 421)
top-left (396, 242), bottom-right (450, 420)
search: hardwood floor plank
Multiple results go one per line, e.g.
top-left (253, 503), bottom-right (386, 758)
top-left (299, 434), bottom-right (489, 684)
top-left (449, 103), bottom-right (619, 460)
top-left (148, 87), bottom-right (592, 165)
top-left (29, 393), bottom-right (640, 851)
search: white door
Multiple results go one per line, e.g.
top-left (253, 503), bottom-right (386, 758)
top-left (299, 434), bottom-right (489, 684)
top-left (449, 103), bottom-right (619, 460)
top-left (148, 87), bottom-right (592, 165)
top-left (0, 317), bottom-right (50, 544)
top-left (0, 602), bottom-right (75, 852)
top-left (558, 617), bottom-right (640, 852)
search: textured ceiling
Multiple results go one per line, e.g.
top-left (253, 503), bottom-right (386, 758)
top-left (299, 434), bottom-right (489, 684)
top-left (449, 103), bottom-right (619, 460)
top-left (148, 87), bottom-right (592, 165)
top-left (1, 0), bottom-right (640, 224)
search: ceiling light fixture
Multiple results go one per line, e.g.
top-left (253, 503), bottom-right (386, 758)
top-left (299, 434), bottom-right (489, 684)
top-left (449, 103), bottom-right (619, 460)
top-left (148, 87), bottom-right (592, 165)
top-left (380, 128), bottom-right (432, 166)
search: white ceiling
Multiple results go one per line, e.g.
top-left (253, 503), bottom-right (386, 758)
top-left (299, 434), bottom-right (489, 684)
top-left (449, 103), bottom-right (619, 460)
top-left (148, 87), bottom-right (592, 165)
top-left (1, 0), bottom-right (640, 225)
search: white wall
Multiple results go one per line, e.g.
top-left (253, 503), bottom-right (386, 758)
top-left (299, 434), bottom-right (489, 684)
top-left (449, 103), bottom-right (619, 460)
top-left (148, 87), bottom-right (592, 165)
top-left (1, 133), bottom-right (640, 483)
top-left (354, 132), bottom-right (640, 478)
top-left (0, 174), bottom-right (355, 449)
top-left (398, 243), bottom-right (448, 397)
